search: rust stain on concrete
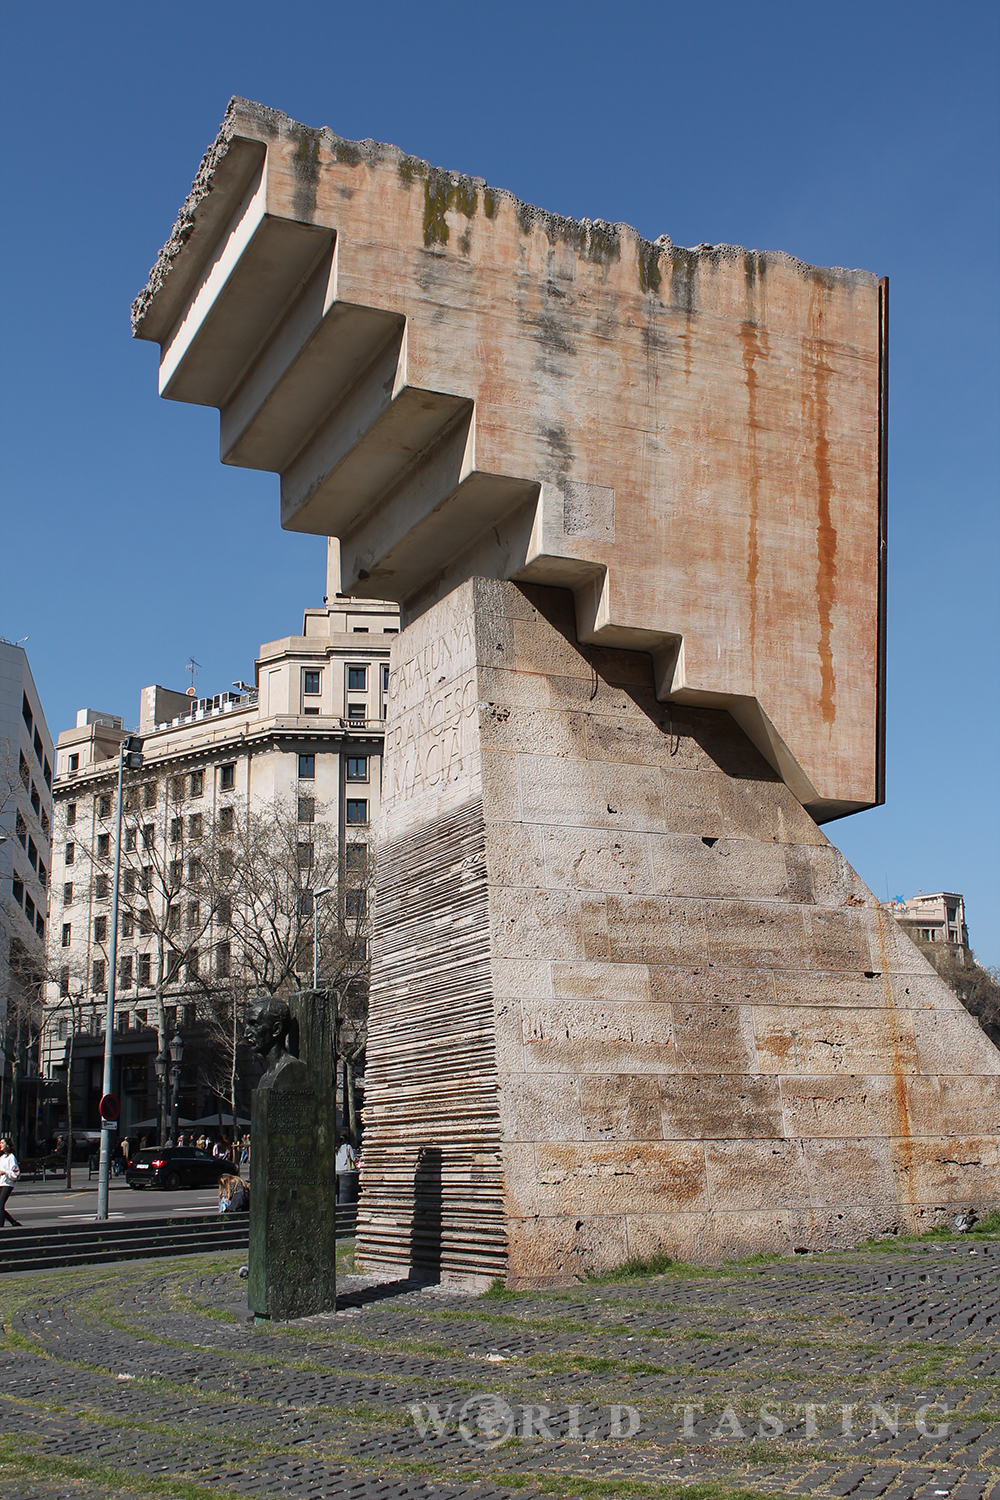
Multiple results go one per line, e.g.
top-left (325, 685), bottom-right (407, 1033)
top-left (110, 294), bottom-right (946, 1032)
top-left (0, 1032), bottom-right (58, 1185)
top-left (874, 903), bottom-right (916, 1204)
top-left (805, 301), bottom-right (838, 728)
top-left (740, 319), bottom-right (764, 688)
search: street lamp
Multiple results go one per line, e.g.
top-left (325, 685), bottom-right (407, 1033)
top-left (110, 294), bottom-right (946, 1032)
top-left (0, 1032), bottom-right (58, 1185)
top-left (311, 887), bottom-right (333, 992)
top-left (168, 1032), bottom-right (184, 1144)
top-left (153, 1049), bottom-right (167, 1143)
top-left (96, 733), bottom-right (143, 1221)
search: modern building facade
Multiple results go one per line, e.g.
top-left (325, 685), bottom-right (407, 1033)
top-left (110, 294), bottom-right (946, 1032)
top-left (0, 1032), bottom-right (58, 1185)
top-left (0, 641), bottom-right (55, 1145)
top-left (41, 551), bottom-right (398, 1137)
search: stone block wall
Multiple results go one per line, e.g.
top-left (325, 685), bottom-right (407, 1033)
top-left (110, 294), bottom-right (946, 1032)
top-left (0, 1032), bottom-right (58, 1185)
top-left (357, 578), bottom-right (999, 1286)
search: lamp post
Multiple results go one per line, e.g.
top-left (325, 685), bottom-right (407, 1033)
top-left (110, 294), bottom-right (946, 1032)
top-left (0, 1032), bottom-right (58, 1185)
top-left (153, 1049), bottom-right (167, 1143)
top-left (96, 734), bottom-right (143, 1220)
top-left (311, 886), bottom-right (333, 992)
top-left (168, 1031), bottom-right (184, 1144)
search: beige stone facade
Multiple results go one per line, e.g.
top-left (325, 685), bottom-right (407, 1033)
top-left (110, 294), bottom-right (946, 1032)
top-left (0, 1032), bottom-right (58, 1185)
top-left (358, 581), bottom-right (998, 1283)
top-left (888, 893), bottom-right (969, 954)
top-left (42, 569), bottom-right (398, 1133)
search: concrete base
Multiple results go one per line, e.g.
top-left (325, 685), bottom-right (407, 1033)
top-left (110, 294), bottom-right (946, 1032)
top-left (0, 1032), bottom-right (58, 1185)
top-left (357, 579), bottom-right (1000, 1285)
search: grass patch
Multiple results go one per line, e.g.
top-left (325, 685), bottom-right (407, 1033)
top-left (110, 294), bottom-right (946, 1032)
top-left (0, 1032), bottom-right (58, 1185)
top-left (725, 1252), bottom-right (785, 1267)
top-left (585, 1252), bottom-right (675, 1283)
top-left (0, 1434), bottom-right (246, 1500)
top-left (483, 1277), bottom-right (518, 1300)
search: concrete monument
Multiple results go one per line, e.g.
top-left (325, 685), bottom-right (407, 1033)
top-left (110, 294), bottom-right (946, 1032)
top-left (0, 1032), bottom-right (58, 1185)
top-left (135, 100), bottom-right (999, 1285)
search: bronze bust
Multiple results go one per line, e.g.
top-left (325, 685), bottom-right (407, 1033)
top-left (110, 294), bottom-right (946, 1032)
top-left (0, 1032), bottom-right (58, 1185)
top-left (244, 998), bottom-right (309, 1090)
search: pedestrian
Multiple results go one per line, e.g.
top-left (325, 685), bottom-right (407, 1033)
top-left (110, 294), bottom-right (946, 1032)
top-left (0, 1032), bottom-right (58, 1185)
top-left (0, 1138), bottom-right (22, 1228)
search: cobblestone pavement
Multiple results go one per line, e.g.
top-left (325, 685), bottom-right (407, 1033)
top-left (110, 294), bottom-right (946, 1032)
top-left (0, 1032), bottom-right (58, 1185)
top-left (1, 1237), bottom-right (999, 1499)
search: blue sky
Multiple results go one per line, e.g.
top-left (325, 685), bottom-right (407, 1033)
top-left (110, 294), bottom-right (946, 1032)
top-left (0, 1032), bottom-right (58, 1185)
top-left (2, 1), bottom-right (997, 961)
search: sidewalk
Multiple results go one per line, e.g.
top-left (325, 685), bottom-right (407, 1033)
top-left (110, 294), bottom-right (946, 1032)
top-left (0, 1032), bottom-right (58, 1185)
top-left (0, 1236), bottom-right (998, 1499)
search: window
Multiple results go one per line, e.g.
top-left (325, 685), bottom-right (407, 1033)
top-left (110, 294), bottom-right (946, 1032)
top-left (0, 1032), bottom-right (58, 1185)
top-left (167, 903), bottom-right (179, 933)
top-left (220, 763), bottom-right (235, 790)
top-left (124, 787), bottom-right (137, 814)
top-left (117, 1011), bottom-right (129, 1033)
top-left (345, 889), bottom-right (366, 919)
top-left (297, 842), bottom-right (314, 868)
top-left (165, 1006), bottom-right (177, 1030)
top-left (43, 758), bottom-right (52, 789)
top-left (187, 814), bottom-right (202, 840)
top-left (345, 843), bottom-right (368, 877)
top-left (140, 866), bottom-right (152, 892)
top-left (143, 823), bottom-right (154, 849)
top-left (188, 856), bottom-right (202, 884)
top-left (304, 707), bottom-right (320, 716)
top-left (170, 817), bottom-right (183, 843)
top-left (98, 793), bottom-right (112, 819)
top-left (95, 873), bottom-right (109, 899)
top-left (143, 781), bottom-right (157, 808)
top-left (138, 954), bottom-right (151, 987)
top-left (189, 770), bottom-right (204, 798)
top-left (34, 727), bottom-right (43, 762)
top-left (119, 956), bottom-right (133, 989)
top-left (65, 842), bottom-right (75, 866)
top-left (124, 870), bottom-right (137, 895)
top-left (21, 693), bottom-right (32, 732)
top-left (37, 863), bottom-right (47, 890)
top-left (93, 959), bottom-right (106, 991)
top-left (41, 809), bottom-right (49, 836)
top-left (218, 849), bottom-right (234, 879)
top-left (134, 1009), bottom-right (147, 1025)
top-left (59, 969), bottom-right (70, 1000)
top-left (63, 882), bottom-right (73, 903)
top-left (12, 878), bottom-right (23, 906)
top-left (66, 803), bottom-right (77, 826)
top-left (947, 906), bottom-right (957, 923)
top-left (353, 627), bottom-right (369, 633)
top-left (19, 751), bottom-right (29, 789)
top-left (27, 836), bottom-right (37, 870)
top-left (186, 950), bottom-right (199, 981)
top-left (216, 942), bottom-right (231, 979)
top-left (218, 805), bottom-right (234, 834)
top-left (169, 859), bottom-right (182, 884)
top-left (16, 811), bottom-right (26, 847)
top-left (139, 909), bottom-right (152, 937)
top-left (346, 756), bottom-right (368, 782)
top-left (125, 827), bottom-right (137, 853)
top-left (68, 753), bottom-right (79, 773)
top-left (187, 901), bottom-right (200, 931)
top-left (35, 913), bottom-right (44, 940)
top-left (170, 775), bottom-right (184, 802)
top-left (121, 912), bottom-right (133, 939)
top-left (62, 923), bottom-right (72, 947)
top-left (303, 671), bottom-right (320, 695)
top-left (348, 665), bottom-right (367, 691)
top-left (298, 754), bottom-right (315, 779)
top-left (24, 894), bottom-right (35, 923)
top-left (97, 833), bottom-right (110, 859)
top-left (297, 796), bottom-right (315, 823)
top-left (30, 784), bottom-right (40, 816)
top-left (216, 895), bottom-right (232, 926)
top-left (94, 915), bottom-right (107, 943)
top-left (346, 799), bottom-right (369, 825)
top-left (347, 703), bottom-right (365, 722)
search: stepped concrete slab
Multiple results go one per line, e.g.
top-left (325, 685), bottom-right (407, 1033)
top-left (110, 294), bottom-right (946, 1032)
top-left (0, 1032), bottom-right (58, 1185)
top-left (133, 97), bottom-right (886, 819)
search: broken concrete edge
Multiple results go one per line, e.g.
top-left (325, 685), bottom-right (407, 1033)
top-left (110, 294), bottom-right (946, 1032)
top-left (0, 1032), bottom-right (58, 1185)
top-left (130, 94), bottom-right (880, 339)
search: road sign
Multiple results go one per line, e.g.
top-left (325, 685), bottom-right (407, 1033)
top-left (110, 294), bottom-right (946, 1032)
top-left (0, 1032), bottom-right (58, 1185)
top-left (98, 1093), bottom-right (120, 1122)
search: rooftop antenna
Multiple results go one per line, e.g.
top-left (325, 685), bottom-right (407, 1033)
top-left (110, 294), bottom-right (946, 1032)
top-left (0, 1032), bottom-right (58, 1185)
top-left (186, 657), bottom-right (202, 698)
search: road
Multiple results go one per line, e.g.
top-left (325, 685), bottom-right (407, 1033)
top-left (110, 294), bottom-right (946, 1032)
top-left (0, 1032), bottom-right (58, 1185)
top-left (3, 1180), bottom-right (222, 1230)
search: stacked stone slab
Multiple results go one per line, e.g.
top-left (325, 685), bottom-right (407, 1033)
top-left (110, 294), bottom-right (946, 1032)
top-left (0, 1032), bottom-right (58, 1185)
top-left (357, 579), bottom-right (999, 1284)
top-left (132, 100), bottom-right (998, 1284)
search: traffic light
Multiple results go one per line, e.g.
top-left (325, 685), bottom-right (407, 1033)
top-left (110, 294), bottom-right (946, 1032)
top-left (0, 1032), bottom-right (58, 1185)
top-left (124, 735), bottom-right (144, 771)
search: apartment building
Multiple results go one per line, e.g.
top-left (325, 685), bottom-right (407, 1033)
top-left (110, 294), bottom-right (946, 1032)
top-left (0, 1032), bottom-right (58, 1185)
top-left (888, 892), bottom-right (969, 953)
top-left (41, 555), bottom-right (398, 1136)
top-left (0, 641), bottom-right (55, 1145)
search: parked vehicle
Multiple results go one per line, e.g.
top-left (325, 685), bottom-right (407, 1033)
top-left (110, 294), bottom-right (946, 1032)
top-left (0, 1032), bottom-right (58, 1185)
top-left (126, 1148), bottom-right (234, 1191)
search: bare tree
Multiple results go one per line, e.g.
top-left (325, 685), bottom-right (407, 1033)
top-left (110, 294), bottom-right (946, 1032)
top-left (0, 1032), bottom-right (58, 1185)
top-left (912, 935), bottom-right (1000, 1045)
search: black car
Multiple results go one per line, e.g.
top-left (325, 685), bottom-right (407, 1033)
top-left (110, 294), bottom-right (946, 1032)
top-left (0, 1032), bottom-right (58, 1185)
top-left (126, 1147), bottom-right (234, 1190)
